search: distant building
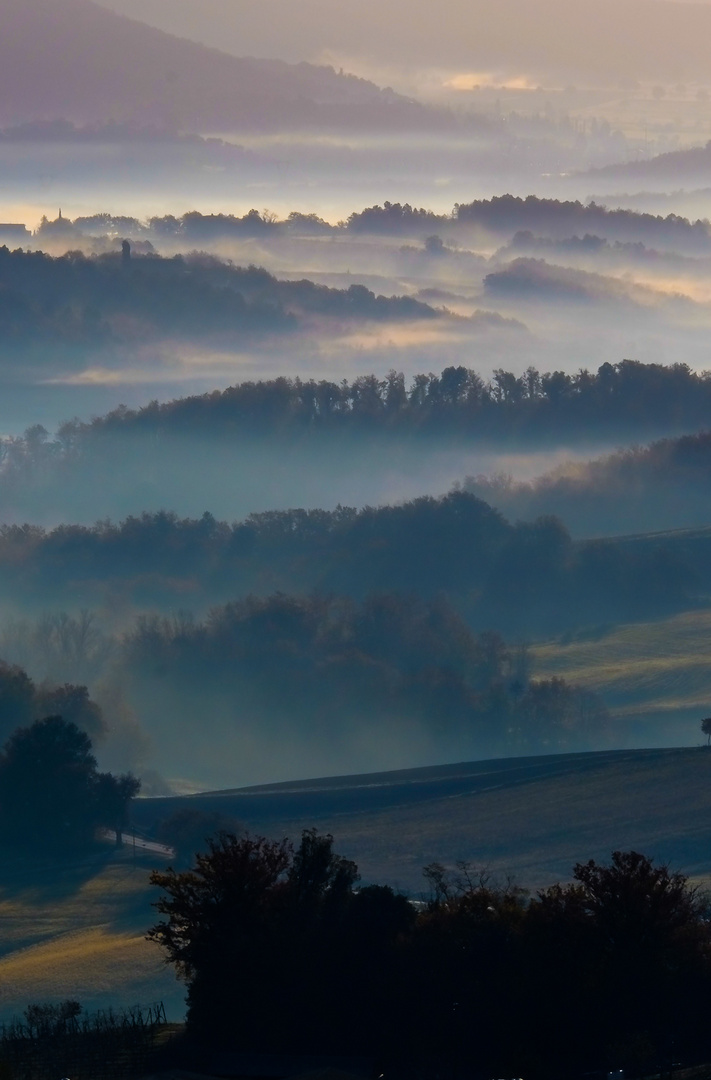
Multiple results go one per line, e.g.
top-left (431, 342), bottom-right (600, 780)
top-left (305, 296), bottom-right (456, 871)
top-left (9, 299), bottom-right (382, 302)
top-left (35, 212), bottom-right (80, 240)
top-left (0, 223), bottom-right (30, 244)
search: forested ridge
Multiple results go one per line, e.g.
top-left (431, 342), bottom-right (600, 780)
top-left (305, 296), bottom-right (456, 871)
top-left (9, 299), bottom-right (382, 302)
top-left (345, 194), bottom-right (711, 248)
top-left (0, 246), bottom-right (438, 356)
top-left (8, 360), bottom-right (711, 452)
top-left (0, 493), bottom-right (693, 633)
top-left (0, 596), bottom-right (611, 770)
top-left (25, 196), bottom-right (711, 251)
top-left (122, 592), bottom-right (607, 758)
top-left (467, 427), bottom-right (711, 536)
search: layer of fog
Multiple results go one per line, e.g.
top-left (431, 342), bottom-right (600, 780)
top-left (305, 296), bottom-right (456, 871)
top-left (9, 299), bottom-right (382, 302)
top-left (0, 128), bottom-right (656, 233)
top-left (0, 601), bottom-right (659, 793)
top-left (2, 229), bottom-right (711, 437)
top-left (462, 437), bottom-right (711, 539)
top-left (0, 428), bottom-right (611, 529)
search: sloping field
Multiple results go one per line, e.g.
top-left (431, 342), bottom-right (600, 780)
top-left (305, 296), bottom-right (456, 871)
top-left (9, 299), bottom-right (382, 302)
top-left (0, 846), bottom-right (182, 1023)
top-left (531, 608), bottom-right (711, 733)
top-left (6, 747), bottom-right (711, 1021)
top-left (133, 747), bottom-right (711, 894)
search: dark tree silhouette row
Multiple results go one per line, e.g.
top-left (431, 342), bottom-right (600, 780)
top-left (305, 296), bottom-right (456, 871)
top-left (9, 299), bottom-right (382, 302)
top-left (346, 194), bottom-right (711, 250)
top-left (0, 494), bottom-right (693, 634)
top-left (0, 246), bottom-right (437, 355)
top-left (30, 194), bottom-right (711, 249)
top-left (150, 831), bottom-right (711, 1078)
top-left (7, 361), bottom-right (711, 455)
top-left (136, 197), bottom-right (711, 250)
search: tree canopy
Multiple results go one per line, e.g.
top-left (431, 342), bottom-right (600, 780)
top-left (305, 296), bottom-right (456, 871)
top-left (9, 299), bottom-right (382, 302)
top-left (149, 839), bottom-right (711, 1076)
top-left (0, 716), bottom-right (139, 850)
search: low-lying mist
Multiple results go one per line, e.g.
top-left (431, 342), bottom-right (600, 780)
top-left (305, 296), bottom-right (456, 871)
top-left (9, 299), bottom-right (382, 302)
top-left (8, 198), bottom-right (711, 434)
top-left (0, 594), bottom-right (611, 790)
top-left (462, 429), bottom-right (711, 538)
top-left (2, 360), bottom-right (709, 527)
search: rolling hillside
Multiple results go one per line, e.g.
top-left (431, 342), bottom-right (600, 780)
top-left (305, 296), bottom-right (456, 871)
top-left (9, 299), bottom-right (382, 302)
top-left (6, 746), bottom-right (711, 1019)
top-left (587, 140), bottom-right (711, 185)
top-left (0, 0), bottom-right (428, 132)
top-left (0, 846), bottom-right (181, 1022)
top-left (133, 747), bottom-right (711, 891)
top-left (532, 607), bottom-right (711, 731)
top-left (97, 0), bottom-right (711, 86)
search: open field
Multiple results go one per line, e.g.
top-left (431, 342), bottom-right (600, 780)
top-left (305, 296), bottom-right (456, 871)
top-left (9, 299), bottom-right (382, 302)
top-left (0, 846), bottom-right (182, 1023)
top-left (134, 746), bottom-right (711, 893)
top-left (531, 607), bottom-right (711, 736)
top-left (7, 745), bottom-right (711, 1020)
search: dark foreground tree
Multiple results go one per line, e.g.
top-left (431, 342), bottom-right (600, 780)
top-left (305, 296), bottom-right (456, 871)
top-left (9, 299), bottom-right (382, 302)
top-left (0, 716), bottom-right (139, 850)
top-left (148, 830), bottom-right (414, 1053)
top-left (149, 842), bottom-right (711, 1076)
top-left (701, 715), bottom-right (711, 744)
top-left (523, 851), bottom-right (711, 1075)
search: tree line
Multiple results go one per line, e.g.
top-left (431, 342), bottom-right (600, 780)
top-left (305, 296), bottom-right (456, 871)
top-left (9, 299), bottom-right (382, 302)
top-left (42, 196), bottom-right (709, 248)
top-left (150, 831), bottom-right (711, 1078)
top-left (0, 494), bottom-right (694, 633)
top-left (0, 247), bottom-right (437, 357)
top-left (3, 361), bottom-right (709, 458)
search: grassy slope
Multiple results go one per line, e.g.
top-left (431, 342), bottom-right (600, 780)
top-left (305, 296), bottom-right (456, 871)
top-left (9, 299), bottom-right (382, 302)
top-left (7, 745), bottom-right (711, 1018)
top-left (531, 608), bottom-right (711, 734)
top-left (0, 845), bottom-right (183, 1023)
top-left (134, 746), bottom-right (711, 893)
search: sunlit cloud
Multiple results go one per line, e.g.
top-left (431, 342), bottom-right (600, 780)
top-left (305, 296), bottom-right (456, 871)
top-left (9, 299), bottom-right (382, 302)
top-left (445, 72), bottom-right (539, 91)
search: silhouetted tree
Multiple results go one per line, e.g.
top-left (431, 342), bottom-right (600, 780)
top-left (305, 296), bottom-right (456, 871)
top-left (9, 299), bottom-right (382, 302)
top-left (95, 770), bottom-right (140, 846)
top-left (0, 716), bottom-right (139, 850)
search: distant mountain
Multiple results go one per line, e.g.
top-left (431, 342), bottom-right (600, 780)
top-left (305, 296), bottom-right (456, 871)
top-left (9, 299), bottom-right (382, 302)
top-left (98, 0), bottom-right (711, 85)
top-left (0, 0), bottom-right (432, 132)
top-left (586, 141), bottom-right (711, 185)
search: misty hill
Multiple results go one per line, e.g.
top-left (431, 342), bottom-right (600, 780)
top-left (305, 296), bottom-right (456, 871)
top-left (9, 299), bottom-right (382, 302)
top-left (1, 362), bottom-right (710, 527)
top-left (0, 0), bottom-right (433, 133)
top-left (346, 197), bottom-right (711, 253)
top-left (498, 231), bottom-right (711, 276)
top-left (6, 748), bottom-right (711, 1022)
top-left (97, 0), bottom-right (711, 87)
top-left (0, 247), bottom-right (439, 364)
top-left (112, 592), bottom-right (609, 781)
top-left (588, 140), bottom-right (711, 185)
top-left (483, 257), bottom-right (660, 306)
top-left (453, 195), bottom-right (711, 251)
top-left (464, 430), bottom-right (711, 538)
top-left (131, 747), bottom-right (711, 891)
top-left (0, 494), bottom-right (695, 635)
